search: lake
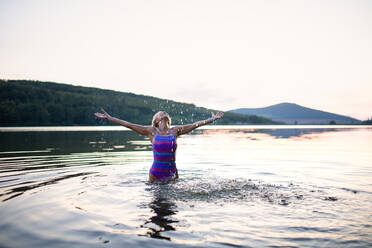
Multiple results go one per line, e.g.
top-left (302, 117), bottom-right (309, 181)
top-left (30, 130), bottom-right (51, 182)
top-left (0, 125), bottom-right (371, 248)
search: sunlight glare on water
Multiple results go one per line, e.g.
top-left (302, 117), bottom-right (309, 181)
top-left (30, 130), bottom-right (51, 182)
top-left (0, 126), bottom-right (371, 247)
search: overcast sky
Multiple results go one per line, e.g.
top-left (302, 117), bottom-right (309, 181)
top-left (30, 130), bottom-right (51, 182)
top-left (1, 0), bottom-right (371, 120)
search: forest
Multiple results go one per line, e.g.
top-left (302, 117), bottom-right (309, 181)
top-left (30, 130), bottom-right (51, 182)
top-left (363, 118), bottom-right (372, 125)
top-left (0, 80), bottom-right (278, 126)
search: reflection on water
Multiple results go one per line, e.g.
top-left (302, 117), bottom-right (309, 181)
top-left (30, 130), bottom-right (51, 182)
top-left (0, 125), bottom-right (371, 248)
top-left (193, 127), bottom-right (357, 139)
top-left (0, 131), bottom-right (152, 157)
top-left (0, 127), bottom-right (363, 157)
top-left (0, 171), bottom-right (96, 202)
top-left (244, 127), bottom-right (341, 138)
top-left (140, 193), bottom-right (178, 241)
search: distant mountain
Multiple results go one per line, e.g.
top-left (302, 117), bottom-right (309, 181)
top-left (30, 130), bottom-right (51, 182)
top-left (229, 103), bottom-right (361, 124)
top-left (0, 79), bottom-right (278, 126)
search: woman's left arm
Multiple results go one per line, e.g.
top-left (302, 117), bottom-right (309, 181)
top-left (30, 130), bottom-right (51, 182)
top-left (173, 112), bottom-right (224, 136)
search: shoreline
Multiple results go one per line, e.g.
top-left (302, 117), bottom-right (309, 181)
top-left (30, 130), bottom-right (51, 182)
top-left (1, 125), bottom-right (371, 132)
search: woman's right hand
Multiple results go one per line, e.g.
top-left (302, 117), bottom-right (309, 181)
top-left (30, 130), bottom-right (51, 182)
top-left (94, 109), bottom-right (111, 120)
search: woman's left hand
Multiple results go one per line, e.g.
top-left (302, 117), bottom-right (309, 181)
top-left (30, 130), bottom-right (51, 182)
top-left (212, 111), bottom-right (224, 121)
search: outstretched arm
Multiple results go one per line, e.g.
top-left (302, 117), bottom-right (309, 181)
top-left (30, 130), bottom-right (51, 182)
top-left (94, 109), bottom-right (153, 137)
top-left (173, 112), bottom-right (224, 136)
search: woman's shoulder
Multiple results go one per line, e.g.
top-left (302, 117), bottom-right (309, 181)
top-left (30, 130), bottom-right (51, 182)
top-left (147, 126), bottom-right (157, 139)
top-left (170, 126), bottom-right (179, 137)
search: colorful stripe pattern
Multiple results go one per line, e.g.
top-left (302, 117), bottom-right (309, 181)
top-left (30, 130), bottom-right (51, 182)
top-left (150, 130), bottom-right (178, 180)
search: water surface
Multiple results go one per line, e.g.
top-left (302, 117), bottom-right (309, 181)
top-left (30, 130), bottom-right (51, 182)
top-left (0, 125), bottom-right (371, 247)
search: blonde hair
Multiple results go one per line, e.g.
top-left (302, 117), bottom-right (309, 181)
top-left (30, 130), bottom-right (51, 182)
top-left (152, 111), bottom-right (171, 127)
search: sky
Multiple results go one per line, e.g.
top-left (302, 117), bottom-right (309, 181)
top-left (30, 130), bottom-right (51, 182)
top-left (1, 0), bottom-right (371, 120)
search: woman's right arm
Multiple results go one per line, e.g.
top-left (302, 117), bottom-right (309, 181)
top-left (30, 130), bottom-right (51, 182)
top-left (94, 109), bottom-right (153, 137)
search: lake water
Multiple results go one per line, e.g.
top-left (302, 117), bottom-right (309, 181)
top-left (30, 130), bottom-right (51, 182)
top-left (0, 125), bottom-right (371, 248)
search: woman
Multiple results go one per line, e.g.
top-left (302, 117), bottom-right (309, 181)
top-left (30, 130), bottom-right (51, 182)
top-left (94, 109), bottom-right (224, 182)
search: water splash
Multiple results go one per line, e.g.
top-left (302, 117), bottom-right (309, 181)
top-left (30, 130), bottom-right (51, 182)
top-left (145, 177), bottom-right (313, 206)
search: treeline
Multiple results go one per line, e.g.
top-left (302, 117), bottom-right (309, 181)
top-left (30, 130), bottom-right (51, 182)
top-left (0, 79), bottom-right (278, 126)
top-left (362, 118), bottom-right (372, 125)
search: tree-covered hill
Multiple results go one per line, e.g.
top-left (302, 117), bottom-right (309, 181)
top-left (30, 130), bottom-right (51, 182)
top-left (230, 102), bottom-right (361, 124)
top-left (362, 118), bottom-right (372, 125)
top-left (0, 80), bottom-right (278, 126)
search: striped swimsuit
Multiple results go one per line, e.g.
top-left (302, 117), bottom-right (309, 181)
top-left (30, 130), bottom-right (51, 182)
top-left (150, 130), bottom-right (178, 180)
